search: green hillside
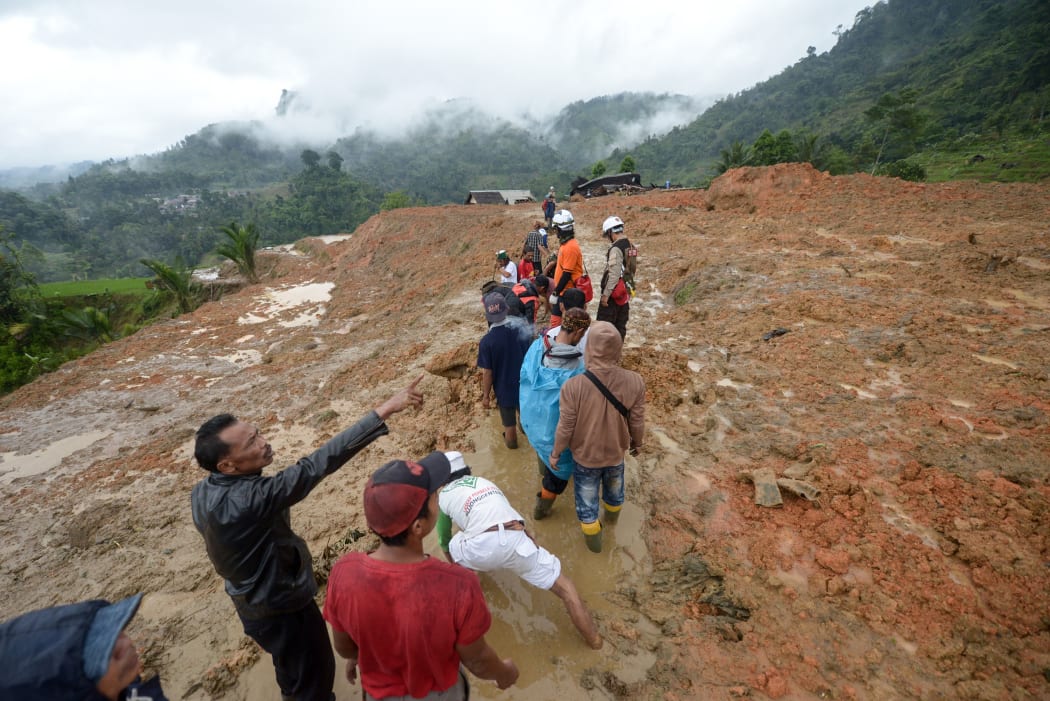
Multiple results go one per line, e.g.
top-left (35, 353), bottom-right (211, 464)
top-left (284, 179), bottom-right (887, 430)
top-left (623, 0), bottom-right (1050, 184)
top-left (1, 0), bottom-right (1047, 285)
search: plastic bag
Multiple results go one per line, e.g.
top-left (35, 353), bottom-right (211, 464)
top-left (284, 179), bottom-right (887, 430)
top-left (575, 274), bottom-right (594, 303)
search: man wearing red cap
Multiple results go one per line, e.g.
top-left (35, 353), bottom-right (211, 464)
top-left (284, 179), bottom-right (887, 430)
top-left (324, 451), bottom-right (518, 700)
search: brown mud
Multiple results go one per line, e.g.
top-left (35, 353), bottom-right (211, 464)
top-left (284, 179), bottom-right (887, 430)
top-left (0, 164), bottom-right (1047, 700)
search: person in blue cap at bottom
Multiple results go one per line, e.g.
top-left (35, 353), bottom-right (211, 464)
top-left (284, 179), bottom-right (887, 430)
top-left (0, 592), bottom-right (169, 700)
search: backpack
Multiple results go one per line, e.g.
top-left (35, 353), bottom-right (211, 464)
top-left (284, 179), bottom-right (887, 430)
top-left (512, 279), bottom-right (539, 322)
top-left (612, 238), bottom-right (639, 295)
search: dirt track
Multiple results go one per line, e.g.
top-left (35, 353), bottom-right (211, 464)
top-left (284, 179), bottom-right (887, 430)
top-left (0, 164), bottom-right (1047, 700)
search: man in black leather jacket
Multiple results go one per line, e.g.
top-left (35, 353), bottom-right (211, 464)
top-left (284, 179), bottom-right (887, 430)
top-left (191, 375), bottom-right (424, 701)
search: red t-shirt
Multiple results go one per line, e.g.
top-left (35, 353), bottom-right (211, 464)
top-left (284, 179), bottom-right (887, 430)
top-left (323, 552), bottom-right (492, 698)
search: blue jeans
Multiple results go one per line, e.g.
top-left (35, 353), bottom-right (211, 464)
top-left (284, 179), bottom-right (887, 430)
top-left (573, 462), bottom-right (625, 523)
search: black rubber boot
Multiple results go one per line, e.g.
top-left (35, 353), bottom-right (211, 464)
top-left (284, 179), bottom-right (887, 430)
top-left (534, 493), bottom-right (555, 520)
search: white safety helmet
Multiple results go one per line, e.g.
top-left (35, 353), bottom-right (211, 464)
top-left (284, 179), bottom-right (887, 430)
top-left (552, 209), bottom-right (574, 231)
top-left (602, 216), bottom-right (625, 237)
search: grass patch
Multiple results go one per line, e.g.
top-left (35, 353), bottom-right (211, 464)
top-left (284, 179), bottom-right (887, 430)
top-left (910, 131), bottom-right (1050, 183)
top-left (674, 282), bottom-right (698, 306)
top-left (38, 278), bottom-right (152, 298)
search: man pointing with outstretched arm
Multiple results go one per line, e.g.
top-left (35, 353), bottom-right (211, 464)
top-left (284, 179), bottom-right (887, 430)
top-left (191, 375), bottom-right (424, 701)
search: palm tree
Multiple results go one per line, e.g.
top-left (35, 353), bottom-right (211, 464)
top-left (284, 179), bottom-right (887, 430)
top-left (715, 141), bottom-right (753, 174)
top-left (794, 131), bottom-right (820, 164)
top-left (140, 256), bottom-right (199, 315)
top-left (60, 306), bottom-right (115, 343)
top-left (217, 221), bottom-right (260, 284)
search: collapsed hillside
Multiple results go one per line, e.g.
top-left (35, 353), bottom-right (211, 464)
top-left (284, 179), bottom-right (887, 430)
top-left (0, 164), bottom-right (1047, 700)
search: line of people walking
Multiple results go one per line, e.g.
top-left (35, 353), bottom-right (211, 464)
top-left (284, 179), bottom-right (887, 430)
top-left (0, 208), bottom-right (643, 701)
top-left (476, 210), bottom-right (647, 556)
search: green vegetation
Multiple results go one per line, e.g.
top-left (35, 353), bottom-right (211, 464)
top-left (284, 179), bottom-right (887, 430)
top-left (59, 306), bottom-right (115, 344)
top-left (38, 278), bottom-right (151, 297)
top-left (0, 0), bottom-right (1047, 394)
top-left (139, 256), bottom-right (201, 315)
top-left (862, 88), bottom-right (927, 174)
top-left (674, 282), bottom-right (697, 306)
top-left (546, 93), bottom-right (708, 165)
top-left (716, 141), bottom-right (752, 173)
top-left (0, 227), bottom-right (80, 391)
top-left (906, 132), bottom-right (1050, 183)
top-left (216, 221), bottom-right (260, 284)
top-left (623, 0), bottom-right (1050, 184)
top-left (380, 191), bottom-right (422, 211)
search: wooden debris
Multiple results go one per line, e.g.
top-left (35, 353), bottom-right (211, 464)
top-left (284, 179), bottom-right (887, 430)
top-left (776, 478), bottom-right (821, 501)
top-left (751, 468), bottom-right (783, 507)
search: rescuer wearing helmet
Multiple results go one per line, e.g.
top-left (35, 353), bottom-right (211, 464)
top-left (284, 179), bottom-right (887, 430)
top-left (549, 210), bottom-right (584, 327)
top-left (598, 215), bottom-right (631, 339)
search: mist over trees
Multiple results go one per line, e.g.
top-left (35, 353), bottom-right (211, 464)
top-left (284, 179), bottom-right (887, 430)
top-left (0, 0), bottom-right (1046, 285)
top-left (625, 0), bottom-right (1050, 182)
top-left (0, 0), bottom-right (1046, 395)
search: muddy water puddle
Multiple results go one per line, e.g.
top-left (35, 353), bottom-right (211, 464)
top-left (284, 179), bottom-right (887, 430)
top-left (0, 429), bottom-right (111, 484)
top-left (325, 413), bottom-right (655, 700)
top-left (462, 421), bottom-right (655, 698)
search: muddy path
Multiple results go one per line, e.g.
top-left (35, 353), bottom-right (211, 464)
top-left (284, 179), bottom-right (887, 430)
top-left (0, 164), bottom-right (1047, 700)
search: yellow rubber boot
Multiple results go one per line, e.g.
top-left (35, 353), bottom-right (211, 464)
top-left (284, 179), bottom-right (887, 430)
top-left (603, 502), bottom-right (622, 525)
top-left (581, 520), bottom-right (603, 553)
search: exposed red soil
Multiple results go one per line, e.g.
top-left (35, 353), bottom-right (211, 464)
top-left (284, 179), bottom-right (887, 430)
top-left (0, 163), bottom-right (1047, 700)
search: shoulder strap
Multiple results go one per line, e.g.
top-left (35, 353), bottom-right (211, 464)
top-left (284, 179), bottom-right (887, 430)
top-left (584, 370), bottom-right (629, 418)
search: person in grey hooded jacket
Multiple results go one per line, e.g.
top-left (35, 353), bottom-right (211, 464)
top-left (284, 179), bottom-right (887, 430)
top-left (191, 375), bottom-right (423, 701)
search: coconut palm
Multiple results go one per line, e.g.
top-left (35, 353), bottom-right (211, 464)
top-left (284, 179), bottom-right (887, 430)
top-left (140, 256), bottom-right (199, 315)
top-left (217, 221), bottom-right (261, 284)
top-left (716, 141), bottom-right (752, 174)
top-left (60, 306), bottom-right (115, 343)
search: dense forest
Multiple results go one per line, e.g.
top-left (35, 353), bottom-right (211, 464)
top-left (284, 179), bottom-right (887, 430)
top-left (3, 0), bottom-right (1047, 284)
top-left (0, 0), bottom-right (1046, 393)
top-left (626, 0), bottom-right (1050, 182)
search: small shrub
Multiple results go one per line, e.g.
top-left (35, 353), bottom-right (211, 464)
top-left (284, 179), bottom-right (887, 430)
top-left (881, 161), bottom-right (927, 182)
top-left (674, 282), bottom-right (698, 306)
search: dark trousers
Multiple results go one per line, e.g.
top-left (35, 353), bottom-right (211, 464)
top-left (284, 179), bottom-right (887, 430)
top-left (240, 602), bottom-right (335, 701)
top-left (542, 465), bottom-right (571, 495)
top-left (596, 300), bottom-right (629, 340)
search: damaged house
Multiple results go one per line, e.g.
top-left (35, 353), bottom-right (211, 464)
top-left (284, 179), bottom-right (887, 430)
top-left (464, 189), bottom-right (535, 205)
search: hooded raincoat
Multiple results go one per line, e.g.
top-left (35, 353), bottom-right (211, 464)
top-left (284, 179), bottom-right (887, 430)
top-left (519, 335), bottom-right (585, 480)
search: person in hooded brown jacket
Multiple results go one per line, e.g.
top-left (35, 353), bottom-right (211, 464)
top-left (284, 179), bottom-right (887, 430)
top-left (548, 321), bottom-right (645, 553)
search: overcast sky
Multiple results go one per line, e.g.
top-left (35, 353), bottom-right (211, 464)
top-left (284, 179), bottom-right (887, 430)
top-left (0, 1), bottom-right (872, 169)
